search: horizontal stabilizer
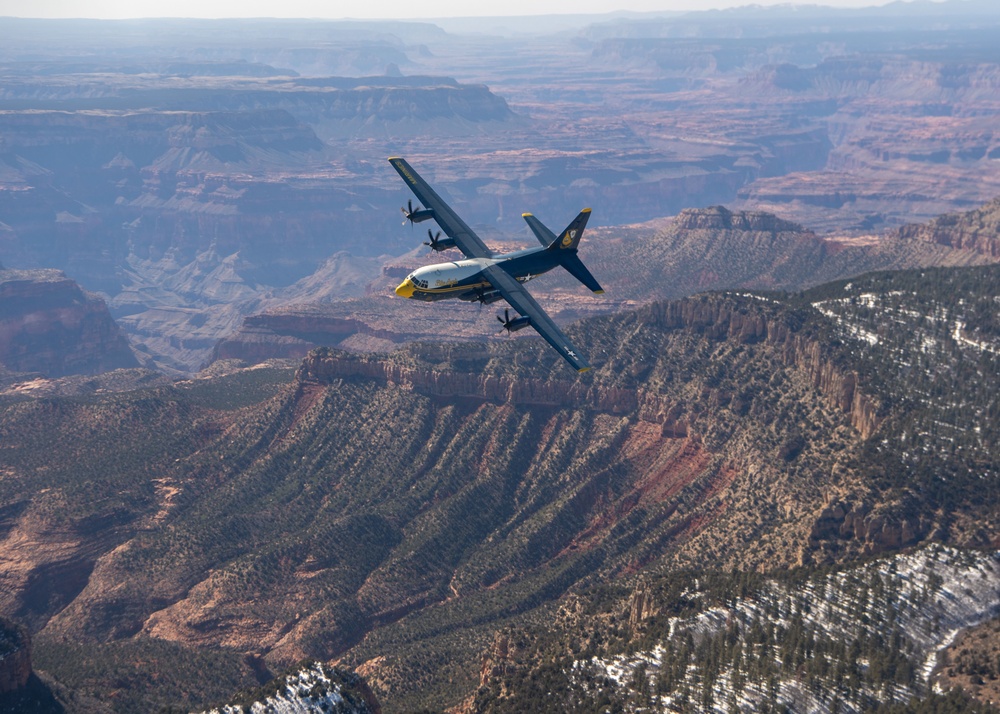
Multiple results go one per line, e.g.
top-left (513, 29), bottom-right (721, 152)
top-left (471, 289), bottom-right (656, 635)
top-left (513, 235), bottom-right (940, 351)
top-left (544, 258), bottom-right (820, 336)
top-left (522, 213), bottom-right (557, 247)
top-left (561, 253), bottom-right (605, 294)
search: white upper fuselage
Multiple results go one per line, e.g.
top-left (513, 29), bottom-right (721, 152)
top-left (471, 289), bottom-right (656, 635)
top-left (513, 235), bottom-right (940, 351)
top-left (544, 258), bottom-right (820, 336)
top-left (407, 257), bottom-right (495, 291)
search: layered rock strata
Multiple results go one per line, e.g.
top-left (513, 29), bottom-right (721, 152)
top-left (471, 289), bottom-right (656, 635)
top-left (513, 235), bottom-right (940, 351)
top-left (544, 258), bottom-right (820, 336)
top-left (0, 269), bottom-right (138, 377)
top-left (299, 294), bottom-right (881, 440)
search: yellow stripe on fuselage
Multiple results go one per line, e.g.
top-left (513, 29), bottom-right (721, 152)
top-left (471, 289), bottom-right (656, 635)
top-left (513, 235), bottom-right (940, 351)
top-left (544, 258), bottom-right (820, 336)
top-left (414, 281), bottom-right (491, 295)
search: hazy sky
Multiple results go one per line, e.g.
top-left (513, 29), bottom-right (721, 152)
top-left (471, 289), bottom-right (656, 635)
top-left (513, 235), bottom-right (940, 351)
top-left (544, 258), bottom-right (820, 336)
top-left (0, 0), bottom-right (897, 20)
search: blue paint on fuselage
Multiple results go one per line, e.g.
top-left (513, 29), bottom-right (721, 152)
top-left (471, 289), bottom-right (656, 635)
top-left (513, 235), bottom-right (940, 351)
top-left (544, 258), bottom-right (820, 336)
top-left (498, 245), bottom-right (563, 276)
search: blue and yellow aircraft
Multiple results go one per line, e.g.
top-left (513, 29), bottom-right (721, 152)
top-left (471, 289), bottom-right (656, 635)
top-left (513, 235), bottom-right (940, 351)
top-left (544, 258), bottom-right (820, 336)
top-left (389, 157), bottom-right (604, 372)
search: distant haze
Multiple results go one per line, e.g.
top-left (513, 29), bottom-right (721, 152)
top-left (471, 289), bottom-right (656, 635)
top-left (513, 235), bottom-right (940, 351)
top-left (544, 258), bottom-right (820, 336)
top-left (0, 0), bottom-right (899, 20)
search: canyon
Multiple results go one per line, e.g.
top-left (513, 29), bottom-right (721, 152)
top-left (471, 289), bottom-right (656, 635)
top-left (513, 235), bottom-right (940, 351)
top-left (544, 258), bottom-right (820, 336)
top-left (0, 5), bottom-right (999, 712)
top-left (0, 262), bottom-right (996, 711)
top-left (1, 5), bottom-right (1000, 374)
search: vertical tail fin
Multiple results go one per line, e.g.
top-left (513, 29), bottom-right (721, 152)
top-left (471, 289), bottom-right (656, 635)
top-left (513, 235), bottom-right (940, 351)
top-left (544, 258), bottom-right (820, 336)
top-left (546, 208), bottom-right (591, 251)
top-left (534, 208), bottom-right (604, 294)
top-left (522, 209), bottom-right (603, 293)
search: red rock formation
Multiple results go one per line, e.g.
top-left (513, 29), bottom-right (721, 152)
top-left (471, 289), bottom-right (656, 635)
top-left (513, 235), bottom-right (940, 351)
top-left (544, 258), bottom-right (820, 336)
top-left (479, 631), bottom-right (518, 690)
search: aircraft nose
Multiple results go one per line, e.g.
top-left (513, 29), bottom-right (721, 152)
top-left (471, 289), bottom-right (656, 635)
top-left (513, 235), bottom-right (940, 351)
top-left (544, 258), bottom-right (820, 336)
top-left (395, 278), bottom-right (416, 298)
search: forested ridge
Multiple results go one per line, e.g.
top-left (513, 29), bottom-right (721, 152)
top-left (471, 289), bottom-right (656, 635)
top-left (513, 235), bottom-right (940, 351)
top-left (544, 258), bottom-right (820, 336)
top-left (0, 265), bottom-right (997, 712)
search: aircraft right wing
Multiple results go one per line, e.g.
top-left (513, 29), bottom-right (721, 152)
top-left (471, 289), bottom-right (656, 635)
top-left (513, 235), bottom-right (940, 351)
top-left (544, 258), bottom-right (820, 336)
top-left (388, 157), bottom-right (493, 259)
top-left (482, 264), bottom-right (591, 373)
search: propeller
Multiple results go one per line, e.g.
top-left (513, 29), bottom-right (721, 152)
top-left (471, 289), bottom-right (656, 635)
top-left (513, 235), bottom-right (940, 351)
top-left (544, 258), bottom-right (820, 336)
top-left (497, 308), bottom-right (531, 333)
top-left (497, 308), bottom-right (513, 333)
top-left (424, 229), bottom-right (442, 248)
top-left (401, 199), bottom-right (419, 225)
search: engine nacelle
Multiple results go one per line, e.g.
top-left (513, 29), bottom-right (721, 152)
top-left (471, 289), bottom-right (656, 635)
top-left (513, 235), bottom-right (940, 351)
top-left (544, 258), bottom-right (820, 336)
top-left (408, 208), bottom-right (435, 223)
top-left (428, 237), bottom-right (457, 251)
top-left (505, 316), bottom-right (532, 332)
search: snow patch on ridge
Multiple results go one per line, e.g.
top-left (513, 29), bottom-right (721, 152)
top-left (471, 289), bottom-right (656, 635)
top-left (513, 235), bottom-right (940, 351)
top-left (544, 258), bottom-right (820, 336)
top-left (202, 662), bottom-right (366, 714)
top-left (577, 546), bottom-right (1000, 713)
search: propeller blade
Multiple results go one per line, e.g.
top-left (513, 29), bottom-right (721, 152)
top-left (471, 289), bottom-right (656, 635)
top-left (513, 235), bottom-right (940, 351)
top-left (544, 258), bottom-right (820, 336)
top-left (498, 308), bottom-right (513, 332)
top-left (423, 230), bottom-right (443, 248)
top-left (402, 200), bottom-right (420, 226)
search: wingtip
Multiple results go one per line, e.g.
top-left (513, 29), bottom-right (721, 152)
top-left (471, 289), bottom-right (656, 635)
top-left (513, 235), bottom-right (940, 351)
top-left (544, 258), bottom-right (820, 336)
top-left (581, 208), bottom-right (592, 214)
top-left (593, 289), bottom-right (605, 295)
top-left (522, 212), bottom-right (534, 218)
top-left (388, 156), bottom-right (402, 161)
top-left (577, 366), bottom-right (592, 373)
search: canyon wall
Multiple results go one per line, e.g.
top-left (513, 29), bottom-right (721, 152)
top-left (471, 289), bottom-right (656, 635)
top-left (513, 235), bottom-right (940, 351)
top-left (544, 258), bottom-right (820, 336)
top-left (299, 293), bottom-right (882, 440)
top-left (0, 269), bottom-right (138, 377)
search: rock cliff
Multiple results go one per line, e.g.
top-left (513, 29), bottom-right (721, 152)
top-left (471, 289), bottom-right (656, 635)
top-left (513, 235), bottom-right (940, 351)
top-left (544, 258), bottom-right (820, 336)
top-left (298, 293), bottom-right (882, 440)
top-left (0, 269), bottom-right (138, 377)
top-left (891, 196), bottom-right (1000, 260)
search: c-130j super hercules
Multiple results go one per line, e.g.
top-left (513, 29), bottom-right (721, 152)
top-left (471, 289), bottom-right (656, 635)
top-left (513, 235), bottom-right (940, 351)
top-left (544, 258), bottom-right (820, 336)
top-left (389, 157), bottom-right (604, 373)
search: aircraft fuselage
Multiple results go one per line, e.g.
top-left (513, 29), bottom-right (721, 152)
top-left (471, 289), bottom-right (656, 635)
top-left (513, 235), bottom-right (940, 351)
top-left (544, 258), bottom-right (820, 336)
top-left (395, 246), bottom-right (560, 302)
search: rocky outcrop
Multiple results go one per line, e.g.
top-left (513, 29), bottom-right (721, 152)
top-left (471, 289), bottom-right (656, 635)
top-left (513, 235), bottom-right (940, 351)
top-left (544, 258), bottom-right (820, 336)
top-left (299, 293), bottom-right (882, 440)
top-left (674, 206), bottom-right (807, 234)
top-left (809, 498), bottom-right (925, 554)
top-left (299, 351), bottom-right (648, 415)
top-left (0, 618), bottom-right (31, 693)
top-left (211, 312), bottom-right (415, 364)
top-left (891, 196), bottom-right (1000, 260)
top-left (479, 631), bottom-right (519, 690)
top-left (628, 580), bottom-right (659, 628)
top-left (0, 269), bottom-right (138, 377)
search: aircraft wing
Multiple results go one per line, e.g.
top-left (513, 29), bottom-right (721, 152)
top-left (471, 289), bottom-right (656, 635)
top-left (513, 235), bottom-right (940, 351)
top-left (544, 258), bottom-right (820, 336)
top-left (482, 264), bottom-right (591, 373)
top-left (388, 157), bottom-right (493, 259)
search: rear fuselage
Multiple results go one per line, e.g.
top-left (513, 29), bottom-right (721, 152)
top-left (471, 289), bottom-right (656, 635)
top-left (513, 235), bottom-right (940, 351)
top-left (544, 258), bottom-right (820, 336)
top-left (395, 246), bottom-right (560, 302)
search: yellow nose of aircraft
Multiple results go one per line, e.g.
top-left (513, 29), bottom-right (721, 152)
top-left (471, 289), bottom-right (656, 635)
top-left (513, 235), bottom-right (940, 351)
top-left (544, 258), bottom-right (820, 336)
top-left (395, 278), bottom-right (416, 298)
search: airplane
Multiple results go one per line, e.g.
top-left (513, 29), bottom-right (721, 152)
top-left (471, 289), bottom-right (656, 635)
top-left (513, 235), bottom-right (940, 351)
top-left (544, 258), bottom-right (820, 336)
top-left (388, 157), bottom-right (604, 373)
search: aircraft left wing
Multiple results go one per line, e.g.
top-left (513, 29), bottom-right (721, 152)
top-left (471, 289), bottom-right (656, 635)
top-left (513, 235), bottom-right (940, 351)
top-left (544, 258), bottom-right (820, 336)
top-left (388, 157), bottom-right (493, 259)
top-left (482, 264), bottom-right (591, 373)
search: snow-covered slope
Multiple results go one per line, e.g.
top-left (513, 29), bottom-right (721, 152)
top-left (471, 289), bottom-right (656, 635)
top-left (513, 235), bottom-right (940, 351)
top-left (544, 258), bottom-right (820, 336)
top-left (578, 545), bottom-right (1000, 713)
top-left (202, 662), bottom-right (376, 714)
